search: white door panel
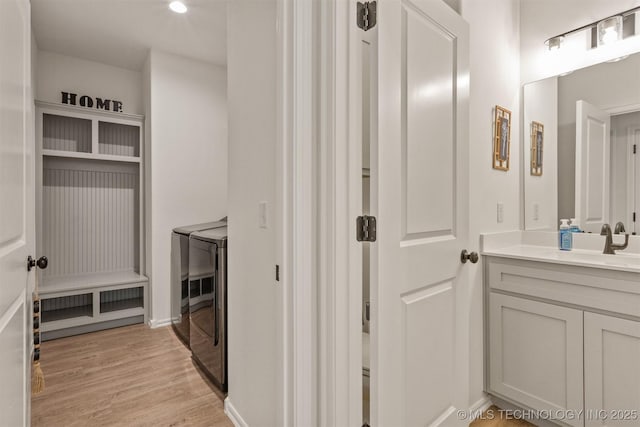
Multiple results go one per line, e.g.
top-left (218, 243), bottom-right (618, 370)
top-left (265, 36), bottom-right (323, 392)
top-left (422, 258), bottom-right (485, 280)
top-left (576, 100), bottom-right (610, 233)
top-left (403, 6), bottom-right (455, 238)
top-left (0, 0), bottom-right (33, 424)
top-left (371, 0), bottom-right (469, 425)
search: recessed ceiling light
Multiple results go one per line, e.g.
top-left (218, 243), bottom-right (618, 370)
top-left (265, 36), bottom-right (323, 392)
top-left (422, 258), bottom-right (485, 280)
top-left (169, 1), bottom-right (187, 14)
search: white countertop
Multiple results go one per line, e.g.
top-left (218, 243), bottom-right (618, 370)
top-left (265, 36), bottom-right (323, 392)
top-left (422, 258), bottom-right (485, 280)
top-left (481, 231), bottom-right (640, 274)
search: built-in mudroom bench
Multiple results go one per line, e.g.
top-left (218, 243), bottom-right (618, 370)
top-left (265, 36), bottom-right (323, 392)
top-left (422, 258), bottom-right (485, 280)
top-left (36, 101), bottom-right (148, 340)
top-left (482, 231), bottom-right (640, 427)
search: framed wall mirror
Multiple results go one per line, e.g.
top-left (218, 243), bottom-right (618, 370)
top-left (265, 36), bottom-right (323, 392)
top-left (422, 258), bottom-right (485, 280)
top-left (523, 51), bottom-right (640, 233)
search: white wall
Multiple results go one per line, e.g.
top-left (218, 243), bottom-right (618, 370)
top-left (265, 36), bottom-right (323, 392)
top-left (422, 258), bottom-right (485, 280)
top-left (520, 0), bottom-right (640, 84)
top-left (36, 50), bottom-right (142, 115)
top-left (460, 0), bottom-right (521, 409)
top-left (557, 53), bottom-right (640, 221)
top-left (523, 77), bottom-right (558, 230)
top-left (145, 50), bottom-right (228, 324)
top-left (226, 1), bottom-right (281, 425)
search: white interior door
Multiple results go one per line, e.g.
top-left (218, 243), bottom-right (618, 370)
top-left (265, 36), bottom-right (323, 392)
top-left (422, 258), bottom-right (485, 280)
top-left (0, 0), bottom-right (34, 425)
top-left (370, 0), bottom-right (470, 425)
top-left (576, 100), bottom-right (610, 233)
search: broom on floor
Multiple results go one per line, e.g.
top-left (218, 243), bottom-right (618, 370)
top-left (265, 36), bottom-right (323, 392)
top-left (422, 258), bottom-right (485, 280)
top-left (32, 274), bottom-right (45, 395)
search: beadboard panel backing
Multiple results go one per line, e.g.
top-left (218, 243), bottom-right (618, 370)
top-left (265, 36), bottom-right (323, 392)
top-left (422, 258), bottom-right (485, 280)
top-left (42, 157), bottom-right (140, 278)
top-left (98, 121), bottom-right (140, 157)
top-left (43, 113), bottom-right (92, 153)
top-left (42, 293), bottom-right (92, 312)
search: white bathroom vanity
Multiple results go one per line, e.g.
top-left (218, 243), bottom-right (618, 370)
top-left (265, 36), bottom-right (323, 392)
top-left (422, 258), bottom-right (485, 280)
top-left (482, 231), bottom-right (640, 427)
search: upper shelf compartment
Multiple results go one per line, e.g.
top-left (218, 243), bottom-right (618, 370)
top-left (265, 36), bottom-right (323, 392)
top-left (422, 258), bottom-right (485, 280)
top-left (99, 121), bottom-right (140, 157)
top-left (43, 113), bottom-right (92, 153)
top-left (37, 101), bottom-right (143, 163)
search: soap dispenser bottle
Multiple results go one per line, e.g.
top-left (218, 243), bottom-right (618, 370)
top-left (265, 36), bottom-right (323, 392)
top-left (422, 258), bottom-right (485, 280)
top-left (570, 218), bottom-right (581, 233)
top-left (559, 219), bottom-right (572, 251)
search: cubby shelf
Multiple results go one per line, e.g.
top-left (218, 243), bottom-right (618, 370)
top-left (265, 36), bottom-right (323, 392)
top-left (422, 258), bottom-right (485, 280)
top-left (42, 305), bottom-right (93, 323)
top-left (42, 149), bottom-right (141, 163)
top-left (100, 297), bottom-right (144, 314)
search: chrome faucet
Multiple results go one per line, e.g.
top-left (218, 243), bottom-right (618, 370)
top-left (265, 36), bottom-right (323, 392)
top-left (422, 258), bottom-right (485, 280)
top-left (601, 223), bottom-right (629, 254)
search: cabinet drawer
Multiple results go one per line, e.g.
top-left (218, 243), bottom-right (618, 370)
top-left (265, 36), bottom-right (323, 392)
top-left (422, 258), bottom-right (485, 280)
top-left (487, 257), bottom-right (640, 318)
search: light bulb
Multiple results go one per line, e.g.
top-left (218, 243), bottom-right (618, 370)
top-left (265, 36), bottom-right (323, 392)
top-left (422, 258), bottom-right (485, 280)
top-left (597, 16), bottom-right (623, 46)
top-left (169, 1), bottom-right (187, 14)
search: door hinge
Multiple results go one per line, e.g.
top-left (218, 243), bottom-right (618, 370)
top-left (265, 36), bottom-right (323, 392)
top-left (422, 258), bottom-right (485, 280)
top-left (357, 1), bottom-right (377, 31)
top-left (356, 215), bottom-right (377, 242)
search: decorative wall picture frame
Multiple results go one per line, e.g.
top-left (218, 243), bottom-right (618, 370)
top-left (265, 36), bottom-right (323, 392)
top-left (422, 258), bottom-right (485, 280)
top-left (493, 105), bottom-right (511, 171)
top-left (530, 121), bottom-right (544, 176)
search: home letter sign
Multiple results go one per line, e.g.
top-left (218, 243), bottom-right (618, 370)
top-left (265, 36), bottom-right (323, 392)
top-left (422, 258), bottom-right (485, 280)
top-left (61, 91), bottom-right (124, 113)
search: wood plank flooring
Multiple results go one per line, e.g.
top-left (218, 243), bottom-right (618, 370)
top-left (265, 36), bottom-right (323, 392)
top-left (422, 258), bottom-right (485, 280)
top-left (32, 324), bottom-right (533, 427)
top-left (470, 406), bottom-right (535, 427)
top-left (32, 324), bottom-right (233, 427)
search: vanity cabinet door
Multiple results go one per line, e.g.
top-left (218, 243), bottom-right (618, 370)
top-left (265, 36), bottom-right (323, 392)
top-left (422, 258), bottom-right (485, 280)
top-left (584, 313), bottom-right (640, 427)
top-left (489, 293), bottom-right (584, 427)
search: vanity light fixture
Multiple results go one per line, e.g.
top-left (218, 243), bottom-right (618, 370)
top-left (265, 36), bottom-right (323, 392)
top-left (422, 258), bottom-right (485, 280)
top-left (169, 1), bottom-right (187, 14)
top-left (544, 6), bottom-right (639, 51)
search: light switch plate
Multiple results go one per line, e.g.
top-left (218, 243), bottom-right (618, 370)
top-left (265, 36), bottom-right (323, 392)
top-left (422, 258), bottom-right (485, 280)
top-left (259, 201), bottom-right (268, 228)
top-left (497, 202), bottom-right (504, 224)
top-left (533, 203), bottom-right (540, 221)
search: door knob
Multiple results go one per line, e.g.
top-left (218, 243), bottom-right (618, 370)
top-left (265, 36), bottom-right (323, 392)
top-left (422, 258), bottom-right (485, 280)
top-left (27, 256), bottom-right (48, 272)
top-left (460, 250), bottom-right (479, 264)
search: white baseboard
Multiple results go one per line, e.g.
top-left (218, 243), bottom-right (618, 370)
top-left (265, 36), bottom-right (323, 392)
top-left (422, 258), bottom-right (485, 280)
top-left (469, 395), bottom-right (493, 420)
top-left (225, 397), bottom-right (248, 427)
top-left (148, 318), bottom-right (172, 329)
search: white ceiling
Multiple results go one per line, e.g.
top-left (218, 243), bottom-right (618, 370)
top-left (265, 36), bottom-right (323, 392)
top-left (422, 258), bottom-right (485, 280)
top-left (31, 0), bottom-right (227, 71)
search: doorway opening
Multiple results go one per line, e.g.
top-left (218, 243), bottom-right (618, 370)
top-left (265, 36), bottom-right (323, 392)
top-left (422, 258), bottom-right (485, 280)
top-left (610, 110), bottom-right (640, 235)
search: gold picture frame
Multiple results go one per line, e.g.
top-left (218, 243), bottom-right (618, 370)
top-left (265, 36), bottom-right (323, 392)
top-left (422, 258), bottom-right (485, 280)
top-left (530, 121), bottom-right (544, 176)
top-left (493, 105), bottom-right (511, 171)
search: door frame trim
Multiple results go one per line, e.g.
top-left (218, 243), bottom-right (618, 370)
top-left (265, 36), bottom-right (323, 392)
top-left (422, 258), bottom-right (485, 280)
top-left (316, 0), bottom-right (363, 425)
top-left (278, 0), bottom-right (320, 425)
top-left (282, 0), bottom-right (364, 424)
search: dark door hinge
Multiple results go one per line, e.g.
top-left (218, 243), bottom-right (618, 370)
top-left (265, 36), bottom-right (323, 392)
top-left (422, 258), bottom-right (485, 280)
top-left (356, 215), bottom-right (377, 242)
top-left (357, 1), bottom-right (377, 31)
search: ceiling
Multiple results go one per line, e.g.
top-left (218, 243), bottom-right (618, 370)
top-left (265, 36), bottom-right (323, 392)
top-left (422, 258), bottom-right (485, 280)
top-left (31, 0), bottom-right (227, 71)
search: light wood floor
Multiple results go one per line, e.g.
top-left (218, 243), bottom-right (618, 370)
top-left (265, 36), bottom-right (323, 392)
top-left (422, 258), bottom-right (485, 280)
top-left (32, 324), bottom-right (233, 427)
top-left (470, 406), bottom-right (535, 427)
